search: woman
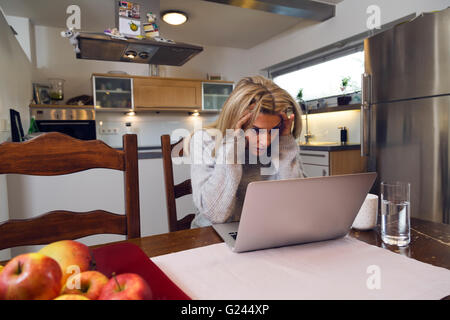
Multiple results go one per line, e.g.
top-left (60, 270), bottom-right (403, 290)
top-left (189, 76), bottom-right (306, 228)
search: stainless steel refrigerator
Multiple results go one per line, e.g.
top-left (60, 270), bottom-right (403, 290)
top-left (362, 7), bottom-right (449, 224)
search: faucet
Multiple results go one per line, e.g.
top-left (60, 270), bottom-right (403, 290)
top-left (304, 108), bottom-right (313, 144)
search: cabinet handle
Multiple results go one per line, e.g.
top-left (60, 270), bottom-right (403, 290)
top-left (322, 169), bottom-right (327, 176)
top-left (299, 153), bottom-right (326, 158)
top-left (361, 73), bottom-right (371, 157)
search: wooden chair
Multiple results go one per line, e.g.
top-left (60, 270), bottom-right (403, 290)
top-left (161, 134), bottom-right (195, 232)
top-left (0, 132), bottom-right (140, 250)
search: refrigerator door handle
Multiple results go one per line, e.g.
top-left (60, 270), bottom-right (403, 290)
top-left (361, 73), bottom-right (371, 157)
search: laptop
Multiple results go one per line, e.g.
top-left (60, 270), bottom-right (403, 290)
top-left (213, 172), bottom-right (377, 253)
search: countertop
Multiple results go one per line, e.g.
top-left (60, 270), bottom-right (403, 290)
top-left (115, 143), bottom-right (362, 159)
top-left (299, 142), bottom-right (361, 151)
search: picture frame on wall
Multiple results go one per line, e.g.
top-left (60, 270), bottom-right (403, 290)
top-left (117, 1), bottom-right (142, 36)
top-left (118, 17), bottom-right (141, 36)
top-left (33, 83), bottom-right (51, 105)
top-left (118, 1), bottom-right (140, 19)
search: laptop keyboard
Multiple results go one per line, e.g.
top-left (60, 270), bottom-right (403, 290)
top-left (229, 232), bottom-right (238, 240)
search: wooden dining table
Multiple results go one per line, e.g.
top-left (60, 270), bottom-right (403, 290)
top-left (92, 217), bottom-right (450, 300)
top-left (94, 217), bottom-right (450, 269)
top-left (2, 217), bottom-right (448, 300)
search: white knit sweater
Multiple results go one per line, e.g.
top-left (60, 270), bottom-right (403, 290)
top-left (189, 130), bottom-right (306, 228)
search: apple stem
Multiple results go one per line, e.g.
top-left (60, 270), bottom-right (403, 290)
top-left (112, 272), bottom-right (122, 291)
top-left (17, 261), bottom-right (22, 274)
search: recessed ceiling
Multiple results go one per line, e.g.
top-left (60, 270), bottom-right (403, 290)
top-left (0, 0), bottom-right (343, 49)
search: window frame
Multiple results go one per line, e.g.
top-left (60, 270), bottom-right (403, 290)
top-left (265, 13), bottom-right (416, 80)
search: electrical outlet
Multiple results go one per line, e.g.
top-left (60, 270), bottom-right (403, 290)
top-left (100, 128), bottom-right (118, 135)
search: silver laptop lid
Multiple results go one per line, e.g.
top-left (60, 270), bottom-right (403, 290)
top-left (233, 172), bottom-right (377, 252)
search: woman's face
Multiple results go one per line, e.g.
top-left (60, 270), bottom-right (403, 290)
top-left (245, 113), bottom-right (282, 156)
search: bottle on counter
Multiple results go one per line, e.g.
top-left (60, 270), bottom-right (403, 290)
top-left (338, 126), bottom-right (348, 144)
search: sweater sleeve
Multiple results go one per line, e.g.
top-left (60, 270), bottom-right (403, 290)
top-left (276, 135), bottom-right (307, 179)
top-left (189, 130), bottom-right (243, 224)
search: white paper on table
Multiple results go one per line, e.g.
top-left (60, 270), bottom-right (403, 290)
top-left (151, 236), bottom-right (450, 300)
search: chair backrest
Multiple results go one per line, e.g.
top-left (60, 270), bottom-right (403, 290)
top-left (161, 134), bottom-right (195, 232)
top-left (0, 132), bottom-right (140, 250)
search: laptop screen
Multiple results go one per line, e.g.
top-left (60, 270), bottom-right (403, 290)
top-left (10, 109), bottom-right (24, 142)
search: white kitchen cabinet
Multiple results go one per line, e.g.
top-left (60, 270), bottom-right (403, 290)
top-left (300, 150), bottom-right (330, 177)
top-left (303, 163), bottom-right (329, 177)
top-left (299, 148), bottom-right (367, 177)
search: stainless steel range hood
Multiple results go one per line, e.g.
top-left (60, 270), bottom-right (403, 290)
top-left (76, 33), bottom-right (203, 66)
top-left (201, 0), bottom-right (336, 21)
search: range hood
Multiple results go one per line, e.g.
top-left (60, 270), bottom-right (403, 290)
top-left (201, 0), bottom-right (336, 21)
top-left (76, 33), bottom-right (203, 66)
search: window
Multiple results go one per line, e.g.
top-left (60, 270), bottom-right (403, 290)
top-left (273, 50), bottom-right (364, 102)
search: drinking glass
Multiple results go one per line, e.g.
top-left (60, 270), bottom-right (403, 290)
top-left (380, 181), bottom-right (411, 246)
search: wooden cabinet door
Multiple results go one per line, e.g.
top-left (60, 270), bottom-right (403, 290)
top-left (133, 78), bottom-right (202, 109)
top-left (329, 150), bottom-right (368, 175)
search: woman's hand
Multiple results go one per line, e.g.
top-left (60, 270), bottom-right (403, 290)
top-left (279, 112), bottom-right (294, 136)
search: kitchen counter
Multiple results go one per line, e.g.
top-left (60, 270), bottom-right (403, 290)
top-left (116, 143), bottom-right (362, 159)
top-left (299, 142), bottom-right (361, 151)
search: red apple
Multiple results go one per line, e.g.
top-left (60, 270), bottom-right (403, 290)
top-left (61, 271), bottom-right (108, 300)
top-left (54, 294), bottom-right (90, 300)
top-left (0, 253), bottom-right (62, 300)
top-left (99, 273), bottom-right (153, 300)
top-left (39, 240), bottom-right (94, 287)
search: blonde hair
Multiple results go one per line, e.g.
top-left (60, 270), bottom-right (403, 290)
top-left (188, 76), bottom-right (303, 156)
top-left (210, 75), bottom-right (301, 133)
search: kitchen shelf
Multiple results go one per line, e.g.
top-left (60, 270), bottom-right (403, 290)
top-left (306, 104), bottom-right (361, 115)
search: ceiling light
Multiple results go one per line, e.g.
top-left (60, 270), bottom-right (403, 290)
top-left (162, 11), bottom-right (188, 25)
top-left (139, 52), bottom-right (149, 59)
top-left (125, 50), bottom-right (137, 59)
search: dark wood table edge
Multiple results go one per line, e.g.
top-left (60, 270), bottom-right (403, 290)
top-left (1, 218), bottom-right (449, 300)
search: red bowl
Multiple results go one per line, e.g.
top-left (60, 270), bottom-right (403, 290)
top-left (92, 242), bottom-right (190, 300)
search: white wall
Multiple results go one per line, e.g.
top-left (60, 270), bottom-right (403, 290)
top-left (244, 0), bottom-right (450, 75)
top-left (0, 7), bottom-right (35, 261)
top-left (31, 24), bottom-right (249, 102)
top-left (33, 25), bottom-right (149, 102)
top-left (162, 45), bottom-right (250, 82)
top-left (5, 15), bottom-right (33, 63)
top-left (30, 24), bottom-right (242, 148)
top-left (300, 110), bottom-right (361, 144)
top-left (246, 0), bottom-right (450, 144)
top-left (97, 112), bottom-right (217, 148)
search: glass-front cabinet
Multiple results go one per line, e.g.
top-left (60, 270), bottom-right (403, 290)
top-left (202, 82), bottom-right (234, 111)
top-left (93, 75), bottom-right (134, 110)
